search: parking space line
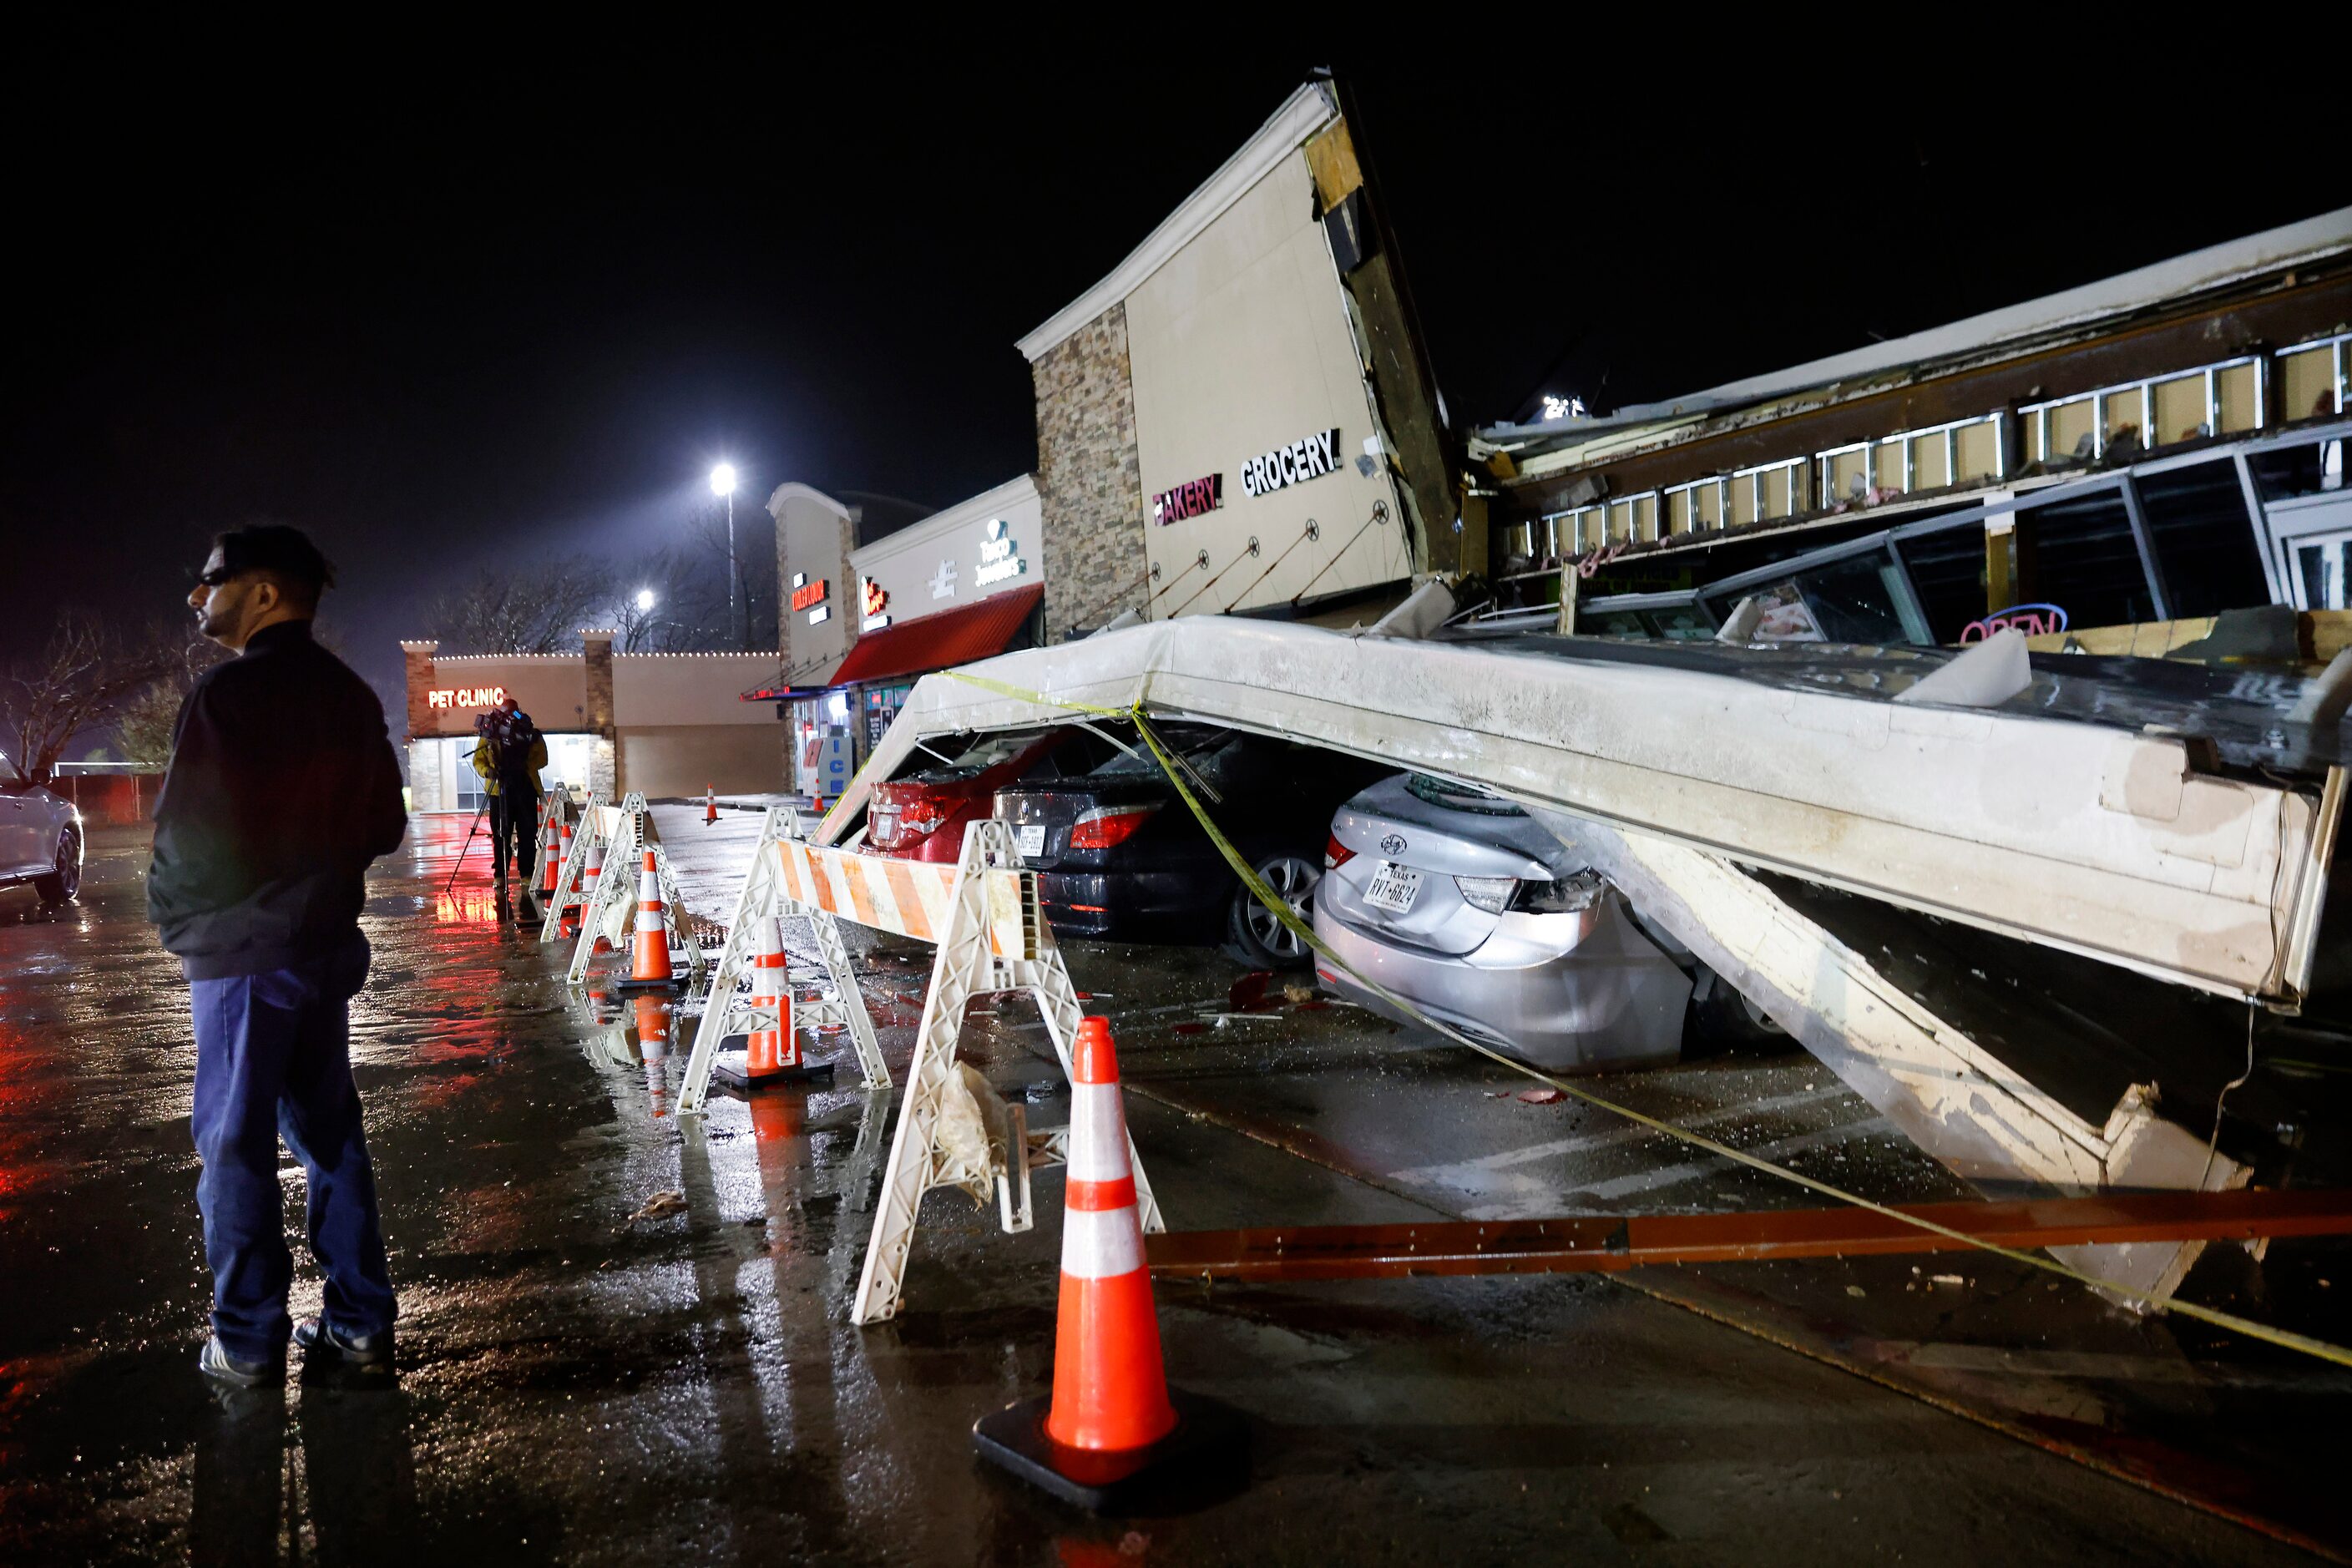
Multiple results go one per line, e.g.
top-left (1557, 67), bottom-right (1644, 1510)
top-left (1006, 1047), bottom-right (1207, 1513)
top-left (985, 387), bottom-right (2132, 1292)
top-left (1388, 1084), bottom-right (1849, 1188)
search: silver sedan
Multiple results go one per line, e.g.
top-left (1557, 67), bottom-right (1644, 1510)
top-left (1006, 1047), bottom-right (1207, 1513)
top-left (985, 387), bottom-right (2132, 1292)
top-left (1313, 773), bottom-right (1703, 1072)
top-left (0, 759), bottom-right (84, 903)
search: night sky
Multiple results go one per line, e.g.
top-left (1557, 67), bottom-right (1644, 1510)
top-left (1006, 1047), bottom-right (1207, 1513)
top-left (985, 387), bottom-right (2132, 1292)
top-left (6, 43), bottom-right (2342, 717)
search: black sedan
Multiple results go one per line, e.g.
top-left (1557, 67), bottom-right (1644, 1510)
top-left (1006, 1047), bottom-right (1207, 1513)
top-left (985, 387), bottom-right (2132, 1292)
top-left (991, 724), bottom-right (1386, 968)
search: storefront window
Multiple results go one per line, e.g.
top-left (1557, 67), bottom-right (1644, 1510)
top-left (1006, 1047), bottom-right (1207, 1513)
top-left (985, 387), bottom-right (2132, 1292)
top-left (1890, 522), bottom-right (1990, 644)
top-left (2133, 461), bottom-right (2270, 619)
top-left (2021, 491), bottom-right (2157, 630)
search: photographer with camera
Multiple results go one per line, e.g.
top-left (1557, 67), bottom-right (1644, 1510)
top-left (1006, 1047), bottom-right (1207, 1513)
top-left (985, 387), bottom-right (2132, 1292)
top-left (469, 696), bottom-right (548, 903)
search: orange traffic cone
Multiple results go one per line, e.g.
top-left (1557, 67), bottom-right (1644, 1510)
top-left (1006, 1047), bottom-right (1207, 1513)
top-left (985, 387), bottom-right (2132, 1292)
top-left (616, 849), bottom-right (678, 990)
top-left (541, 807), bottom-right (564, 896)
top-left (714, 915), bottom-right (833, 1091)
top-left (974, 1017), bottom-right (1241, 1510)
top-left (634, 994), bottom-right (671, 1117)
top-left (705, 784), bottom-right (718, 825)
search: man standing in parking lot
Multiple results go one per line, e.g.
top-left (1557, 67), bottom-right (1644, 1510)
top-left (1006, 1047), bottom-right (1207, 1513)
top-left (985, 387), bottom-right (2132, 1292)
top-left (149, 524), bottom-right (408, 1388)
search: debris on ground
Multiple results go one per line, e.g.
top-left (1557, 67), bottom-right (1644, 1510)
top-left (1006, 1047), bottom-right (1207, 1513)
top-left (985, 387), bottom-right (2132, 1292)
top-left (629, 1191), bottom-right (687, 1222)
top-left (1228, 970), bottom-right (1273, 1010)
top-left (1282, 982), bottom-right (1317, 1004)
top-left (1517, 1087), bottom-right (1565, 1105)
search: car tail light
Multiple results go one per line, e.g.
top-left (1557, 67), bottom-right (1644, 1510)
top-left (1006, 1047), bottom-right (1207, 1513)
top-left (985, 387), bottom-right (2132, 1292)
top-left (1454, 875), bottom-right (1518, 914)
top-left (878, 788), bottom-right (957, 846)
top-left (1069, 803), bottom-right (1159, 851)
top-left (1512, 870), bottom-right (1606, 914)
top-left (1324, 832), bottom-right (1354, 871)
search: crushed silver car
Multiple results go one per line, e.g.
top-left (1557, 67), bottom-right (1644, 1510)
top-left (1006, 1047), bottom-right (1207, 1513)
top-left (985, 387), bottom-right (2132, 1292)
top-left (1314, 772), bottom-right (1775, 1072)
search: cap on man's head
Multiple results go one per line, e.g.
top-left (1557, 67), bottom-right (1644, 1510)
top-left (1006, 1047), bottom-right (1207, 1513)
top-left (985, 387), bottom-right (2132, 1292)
top-left (211, 524), bottom-right (335, 612)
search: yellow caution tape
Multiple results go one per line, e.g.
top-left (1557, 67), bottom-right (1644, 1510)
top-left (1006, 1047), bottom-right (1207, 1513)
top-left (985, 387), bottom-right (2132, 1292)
top-left (943, 670), bottom-right (2352, 1370)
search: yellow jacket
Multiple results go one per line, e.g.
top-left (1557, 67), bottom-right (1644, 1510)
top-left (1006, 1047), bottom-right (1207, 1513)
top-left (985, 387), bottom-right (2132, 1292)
top-left (470, 732), bottom-right (548, 797)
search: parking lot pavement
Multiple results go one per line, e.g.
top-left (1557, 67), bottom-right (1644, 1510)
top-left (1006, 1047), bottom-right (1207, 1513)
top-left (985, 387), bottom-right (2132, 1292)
top-left (0, 821), bottom-right (2343, 1563)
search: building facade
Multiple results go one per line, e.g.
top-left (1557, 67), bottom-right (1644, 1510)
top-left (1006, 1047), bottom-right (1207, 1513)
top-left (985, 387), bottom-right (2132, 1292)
top-left (400, 633), bottom-right (787, 810)
top-left (758, 478), bottom-right (1051, 795)
top-left (1017, 80), bottom-right (1454, 640)
top-left (1477, 208), bottom-right (2352, 645)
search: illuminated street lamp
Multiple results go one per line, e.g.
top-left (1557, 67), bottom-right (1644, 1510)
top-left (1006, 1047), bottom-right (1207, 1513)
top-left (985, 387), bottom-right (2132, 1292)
top-left (635, 588), bottom-right (656, 611)
top-left (710, 462), bottom-right (742, 650)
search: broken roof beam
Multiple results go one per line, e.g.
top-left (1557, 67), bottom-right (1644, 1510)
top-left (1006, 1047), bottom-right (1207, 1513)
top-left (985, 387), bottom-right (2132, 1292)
top-left (838, 619), bottom-right (2334, 1004)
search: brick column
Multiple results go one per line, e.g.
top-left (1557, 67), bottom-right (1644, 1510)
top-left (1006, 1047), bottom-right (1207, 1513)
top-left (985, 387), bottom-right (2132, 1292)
top-left (581, 629), bottom-right (618, 797)
top-left (398, 640), bottom-right (438, 741)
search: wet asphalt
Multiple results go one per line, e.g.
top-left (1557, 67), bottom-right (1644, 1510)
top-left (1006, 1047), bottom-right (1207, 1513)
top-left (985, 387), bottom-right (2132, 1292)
top-left (0, 819), bottom-right (2335, 1565)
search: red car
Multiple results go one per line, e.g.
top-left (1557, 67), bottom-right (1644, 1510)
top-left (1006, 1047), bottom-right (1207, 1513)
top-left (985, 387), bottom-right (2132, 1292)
top-left (866, 727), bottom-right (1103, 862)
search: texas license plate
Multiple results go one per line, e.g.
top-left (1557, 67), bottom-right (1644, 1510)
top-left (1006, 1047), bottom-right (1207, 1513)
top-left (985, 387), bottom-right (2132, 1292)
top-left (1015, 824), bottom-right (1047, 857)
top-left (1363, 861), bottom-right (1421, 913)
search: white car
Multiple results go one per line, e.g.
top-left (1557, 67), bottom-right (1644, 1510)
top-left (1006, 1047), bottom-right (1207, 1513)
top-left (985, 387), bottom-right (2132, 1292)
top-left (0, 756), bottom-right (84, 903)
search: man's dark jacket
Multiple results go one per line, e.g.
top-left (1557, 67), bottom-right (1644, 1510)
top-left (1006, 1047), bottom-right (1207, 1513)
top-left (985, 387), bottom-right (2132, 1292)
top-left (149, 620), bottom-right (408, 979)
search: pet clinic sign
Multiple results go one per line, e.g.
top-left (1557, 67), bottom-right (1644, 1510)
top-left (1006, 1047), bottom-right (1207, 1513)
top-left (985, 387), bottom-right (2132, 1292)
top-left (427, 685), bottom-right (508, 711)
top-left (1241, 428), bottom-right (1342, 498)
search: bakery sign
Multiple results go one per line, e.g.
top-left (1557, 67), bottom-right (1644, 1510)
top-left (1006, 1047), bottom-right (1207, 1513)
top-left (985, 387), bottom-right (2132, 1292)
top-left (1241, 428), bottom-right (1341, 498)
top-left (1152, 472), bottom-right (1222, 526)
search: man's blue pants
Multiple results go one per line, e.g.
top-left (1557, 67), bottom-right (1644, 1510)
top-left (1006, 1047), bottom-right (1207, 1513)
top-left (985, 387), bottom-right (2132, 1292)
top-left (190, 934), bottom-right (396, 1362)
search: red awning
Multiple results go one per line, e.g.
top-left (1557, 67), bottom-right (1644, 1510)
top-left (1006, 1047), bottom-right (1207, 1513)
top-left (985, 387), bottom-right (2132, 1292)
top-left (825, 584), bottom-right (1045, 688)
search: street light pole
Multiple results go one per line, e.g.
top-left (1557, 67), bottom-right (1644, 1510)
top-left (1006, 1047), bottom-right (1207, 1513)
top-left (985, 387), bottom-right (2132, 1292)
top-left (710, 462), bottom-right (741, 650)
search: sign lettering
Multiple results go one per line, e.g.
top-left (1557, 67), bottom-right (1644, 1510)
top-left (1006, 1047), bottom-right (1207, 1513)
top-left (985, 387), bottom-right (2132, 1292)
top-left (427, 685), bottom-right (508, 711)
top-left (974, 517), bottom-right (1027, 586)
top-left (862, 577), bottom-right (892, 630)
top-left (792, 577), bottom-right (829, 613)
top-left (1152, 472), bottom-right (1224, 525)
top-left (1241, 428), bottom-right (1341, 498)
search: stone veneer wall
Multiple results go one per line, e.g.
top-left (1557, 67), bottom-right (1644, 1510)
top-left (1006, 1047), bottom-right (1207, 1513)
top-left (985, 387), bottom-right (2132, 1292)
top-left (1032, 303), bottom-right (1147, 640)
top-left (581, 631), bottom-right (617, 797)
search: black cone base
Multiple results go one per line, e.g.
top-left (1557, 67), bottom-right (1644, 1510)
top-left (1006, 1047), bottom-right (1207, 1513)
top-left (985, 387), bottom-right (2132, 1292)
top-left (612, 973), bottom-right (685, 994)
top-left (711, 1039), bottom-right (837, 1095)
top-left (973, 1388), bottom-right (1246, 1513)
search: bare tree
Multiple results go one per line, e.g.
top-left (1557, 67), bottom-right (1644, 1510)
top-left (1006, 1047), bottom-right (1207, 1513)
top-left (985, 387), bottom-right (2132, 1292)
top-left (609, 543), bottom-right (733, 652)
top-left (426, 561), bottom-right (618, 655)
top-left (0, 613), bottom-right (184, 784)
top-left (114, 629), bottom-right (230, 769)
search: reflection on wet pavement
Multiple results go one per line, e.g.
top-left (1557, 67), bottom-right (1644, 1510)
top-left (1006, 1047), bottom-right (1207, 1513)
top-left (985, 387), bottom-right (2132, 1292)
top-left (0, 817), bottom-right (2336, 1564)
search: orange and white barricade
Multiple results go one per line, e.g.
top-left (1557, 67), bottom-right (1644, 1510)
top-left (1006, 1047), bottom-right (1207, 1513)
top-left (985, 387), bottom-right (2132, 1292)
top-left (539, 790), bottom-right (611, 945)
top-left (673, 808), bottom-right (1165, 1325)
top-left (561, 792), bottom-right (705, 989)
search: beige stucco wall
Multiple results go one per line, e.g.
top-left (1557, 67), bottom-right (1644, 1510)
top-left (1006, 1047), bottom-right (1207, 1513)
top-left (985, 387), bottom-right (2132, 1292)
top-left (771, 483), bottom-right (858, 683)
top-left (616, 725), bottom-right (788, 799)
top-left (611, 653), bottom-right (786, 726)
top-left (1123, 150), bottom-right (1411, 615)
top-left (850, 476), bottom-right (1044, 631)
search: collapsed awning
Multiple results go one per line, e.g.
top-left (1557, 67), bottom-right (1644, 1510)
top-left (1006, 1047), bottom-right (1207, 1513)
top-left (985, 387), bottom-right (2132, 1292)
top-left (825, 584), bottom-right (1044, 689)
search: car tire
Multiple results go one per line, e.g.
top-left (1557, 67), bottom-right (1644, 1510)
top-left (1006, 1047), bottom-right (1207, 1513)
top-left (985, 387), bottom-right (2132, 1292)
top-left (1227, 852), bottom-right (1321, 970)
top-left (33, 827), bottom-right (81, 905)
top-left (1688, 964), bottom-right (1792, 1052)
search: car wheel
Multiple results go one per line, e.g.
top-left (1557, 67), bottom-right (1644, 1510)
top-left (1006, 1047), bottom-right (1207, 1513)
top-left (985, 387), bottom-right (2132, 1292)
top-left (1227, 852), bottom-right (1320, 970)
top-left (1688, 964), bottom-right (1792, 1051)
top-left (33, 828), bottom-right (81, 904)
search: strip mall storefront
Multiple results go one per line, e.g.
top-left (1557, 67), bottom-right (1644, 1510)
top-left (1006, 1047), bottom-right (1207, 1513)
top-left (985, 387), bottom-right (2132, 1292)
top-left (754, 478), bottom-right (1051, 796)
top-left (400, 632), bottom-right (788, 809)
